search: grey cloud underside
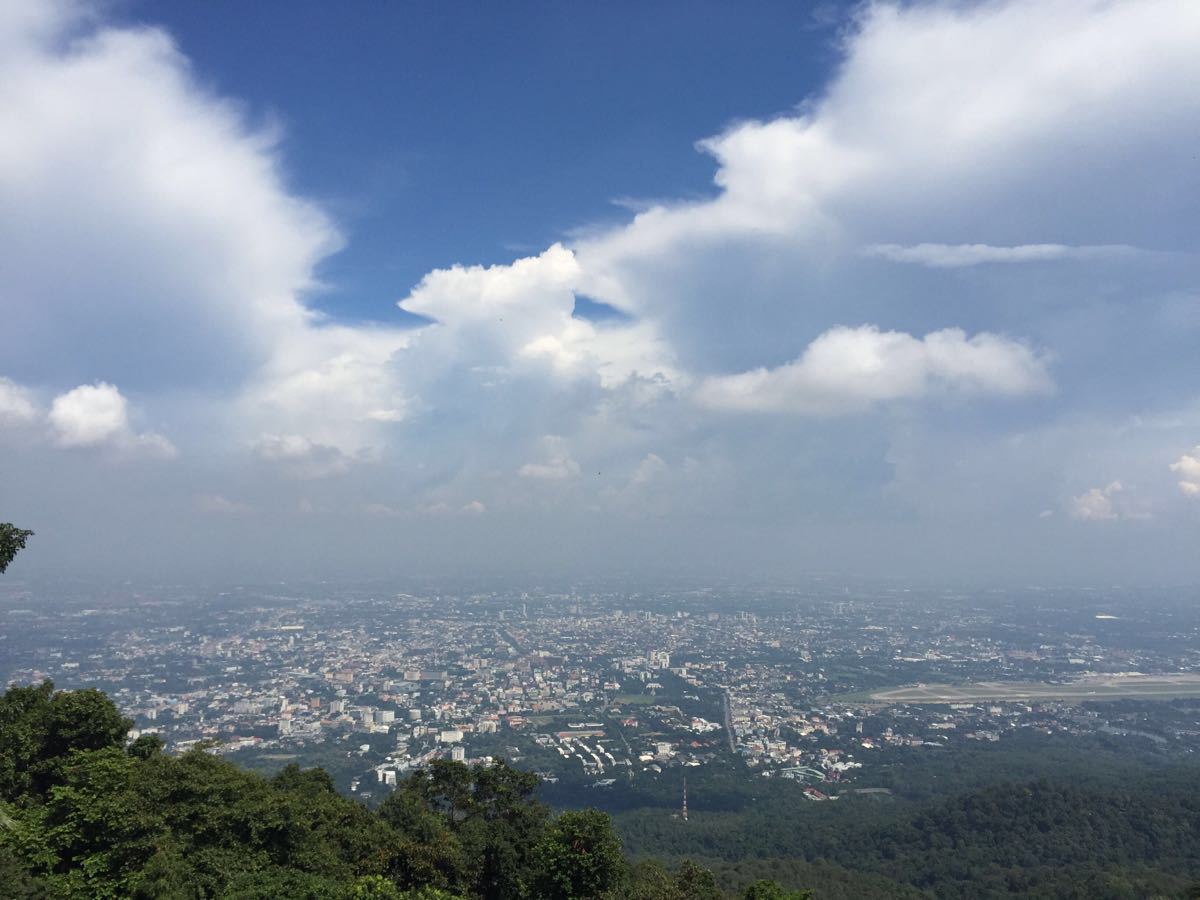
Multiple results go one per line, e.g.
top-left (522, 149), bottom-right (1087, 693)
top-left (2, 0), bottom-right (1200, 580)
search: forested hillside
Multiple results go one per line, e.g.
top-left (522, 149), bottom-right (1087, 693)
top-left (0, 681), bottom-right (804, 899)
top-left (618, 772), bottom-right (1200, 898)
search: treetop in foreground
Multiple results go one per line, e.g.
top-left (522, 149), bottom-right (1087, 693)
top-left (0, 522), bottom-right (32, 574)
top-left (0, 681), bottom-right (807, 899)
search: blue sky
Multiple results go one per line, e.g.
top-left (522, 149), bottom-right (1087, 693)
top-left (1, 0), bottom-right (1199, 583)
top-left (124, 1), bottom-right (847, 321)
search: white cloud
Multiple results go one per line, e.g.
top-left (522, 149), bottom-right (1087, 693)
top-left (195, 493), bottom-right (251, 514)
top-left (1170, 447), bottom-right (1200, 497)
top-left (0, 377), bottom-right (38, 427)
top-left (396, 244), bottom-right (678, 395)
top-left (364, 499), bottom-right (487, 518)
top-left (2, 0), bottom-right (1200, 577)
top-left (862, 243), bottom-right (1139, 268)
top-left (1069, 480), bottom-right (1151, 522)
top-left (572, 0), bottom-right (1200, 370)
top-left (48, 382), bottom-right (175, 457)
top-left (518, 459), bottom-right (581, 481)
top-left (252, 433), bottom-right (352, 479)
top-left (49, 384), bottom-right (126, 447)
top-left (238, 324), bottom-right (410, 455)
top-left (695, 326), bottom-right (1050, 414)
top-left (1069, 482), bottom-right (1123, 521)
top-left (631, 453), bottom-right (667, 486)
top-left (518, 436), bottom-right (581, 480)
top-left (0, 1), bottom-right (409, 456)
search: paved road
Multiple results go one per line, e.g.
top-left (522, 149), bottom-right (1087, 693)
top-left (721, 690), bottom-right (735, 753)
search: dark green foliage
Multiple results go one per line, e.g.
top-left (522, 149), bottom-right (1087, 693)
top-left (128, 845), bottom-right (195, 899)
top-left (393, 887), bottom-right (467, 900)
top-left (625, 859), bottom-right (680, 899)
top-left (707, 858), bottom-right (926, 900)
top-left (528, 808), bottom-right (625, 899)
top-left (127, 734), bottom-right (166, 760)
top-left (0, 680), bottom-right (133, 803)
top-left (349, 875), bottom-right (404, 899)
top-left (0, 844), bottom-right (54, 899)
top-left (1, 682), bottom-right (703, 899)
top-left (378, 758), bottom-right (549, 897)
top-left (218, 867), bottom-right (348, 899)
top-left (274, 762), bottom-right (338, 796)
top-left (618, 764), bottom-right (1200, 899)
top-left (740, 880), bottom-right (813, 900)
top-left (621, 858), bottom-right (793, 900)
top-left (0, 522), bottom-right (32, 573)
top-left (673, 858), bottom-right (724, 900)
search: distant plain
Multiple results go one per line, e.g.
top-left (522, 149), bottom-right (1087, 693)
top-left (862, 674), bottom-right (1200, 705)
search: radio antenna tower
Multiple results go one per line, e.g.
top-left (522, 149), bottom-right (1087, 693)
top-left (681, 776), bottom-right (688, 823)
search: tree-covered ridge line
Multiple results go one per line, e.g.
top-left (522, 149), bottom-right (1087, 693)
top-left (616, 767), bottom-right (1200, 899)
top-left (0, 681), bottom-right (810, 899)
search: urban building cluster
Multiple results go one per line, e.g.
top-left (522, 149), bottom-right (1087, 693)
top-left (4, 579), bottom-right (1200, 800)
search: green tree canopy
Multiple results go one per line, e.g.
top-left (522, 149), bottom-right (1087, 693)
top-left (0, 681), bottom-right (132, 803)
top-left (529, 808), bottom-right (625, 900)
top-left (0, 522), bottom-right (32, 573)
top-left (741, 880), bottom-right (815, 900)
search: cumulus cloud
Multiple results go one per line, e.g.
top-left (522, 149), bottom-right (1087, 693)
top-left (695, 326), bottom-right (1050, 414)
top-left (252, 433), bottom-right (352, 479)
top-left (396, 244), bottom-right (678, 395)
top-left (518, 436), bottom-right (582, 480)
top-left (2, 0), bottom-right (1199, 578)
top-left (238, 324), bottom-right (410, 456)
top-left (1070, 482), bottom-right (1123, 521)
top-left (1170, 447), bottom-right (1200, 497)
top-left (630, 453), bottom-right (668, 486)
top-left (0, 0), bottom-right (409, 457)
top-left (862, 243), bottom-right (1140, 268)
top-left (0, 377), bottom-right (38, 427)
top-left (48, 382), bottom-right (175, 457)
top-left (572, 0), bottom-right (1200, 374)
top-left (1069, 481), bottom-right (1151, 522)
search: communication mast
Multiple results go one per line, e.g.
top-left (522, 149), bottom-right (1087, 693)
top-left (681, 775), bottom-right (688, 822)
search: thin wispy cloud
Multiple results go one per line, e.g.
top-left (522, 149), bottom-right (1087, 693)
top-left (863, 243), bottom-right (1143, 268)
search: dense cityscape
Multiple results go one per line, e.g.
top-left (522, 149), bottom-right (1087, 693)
top-left (6, 578), bottom-right (1200, 808)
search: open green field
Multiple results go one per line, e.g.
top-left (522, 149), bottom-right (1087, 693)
top-left (864, 673), bottom-right (1200, 705)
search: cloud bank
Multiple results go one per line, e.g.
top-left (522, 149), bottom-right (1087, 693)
top-left (1, 0), bottom-right (1199, 580)
top-left (696, 326), bottom-right (1049, 414)
top-left (1171, 448), bottom-right (1200, 498)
